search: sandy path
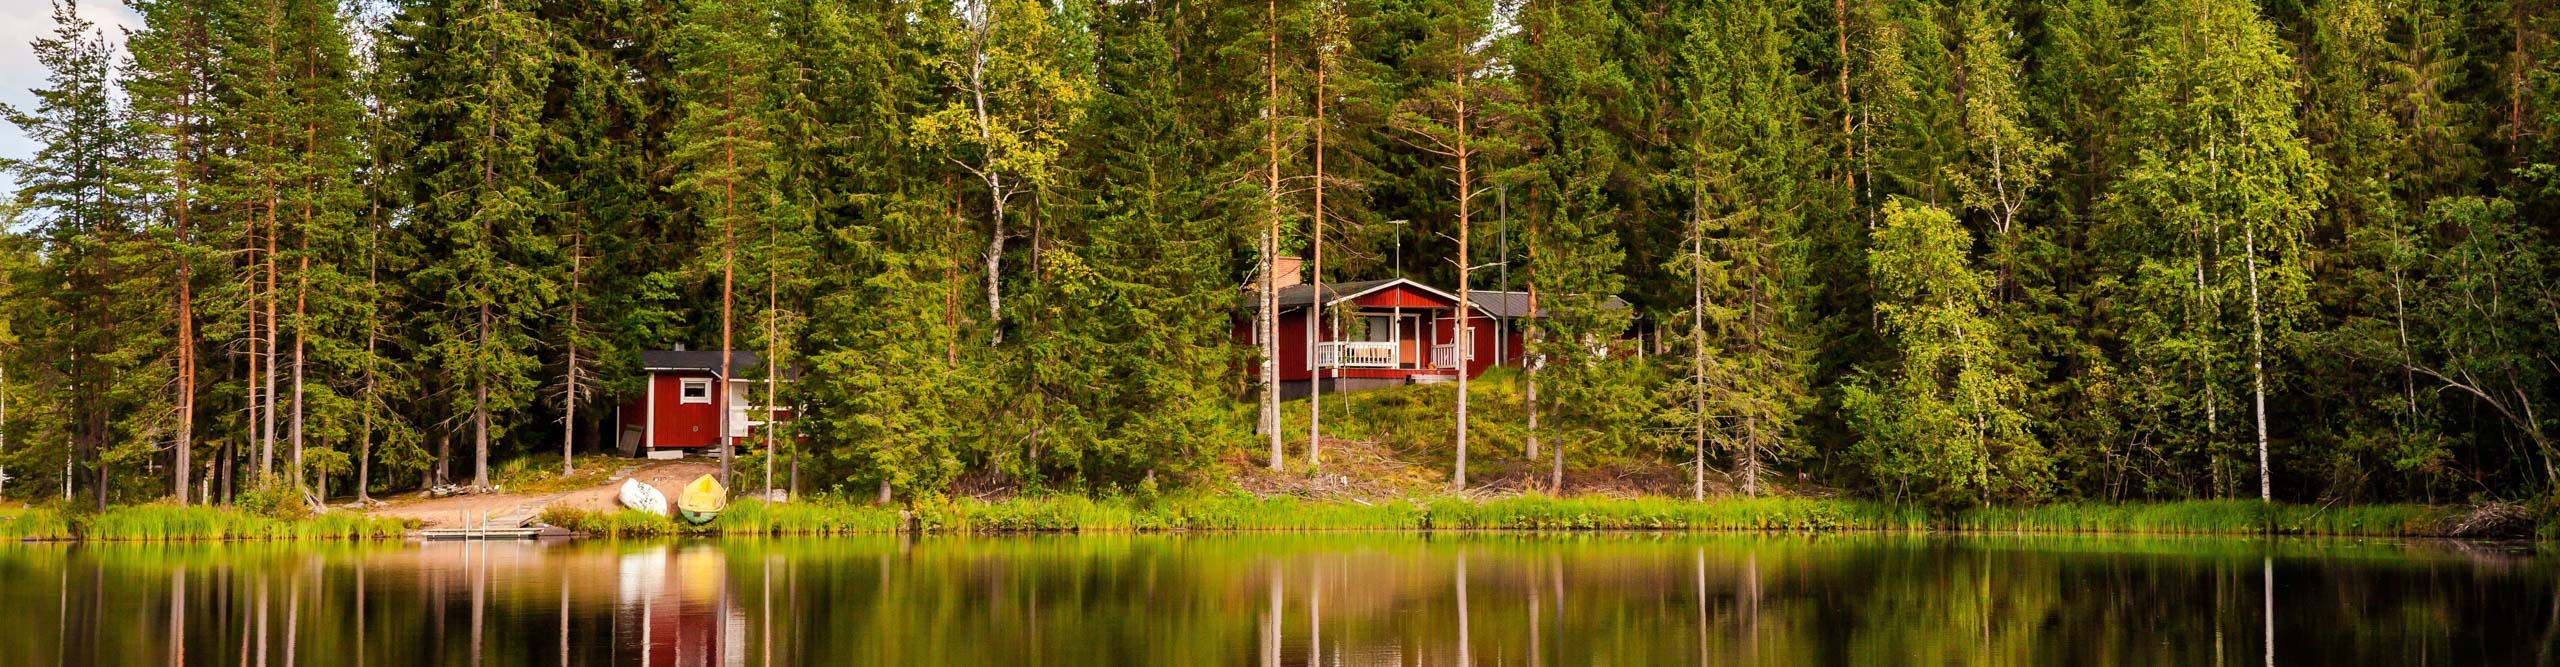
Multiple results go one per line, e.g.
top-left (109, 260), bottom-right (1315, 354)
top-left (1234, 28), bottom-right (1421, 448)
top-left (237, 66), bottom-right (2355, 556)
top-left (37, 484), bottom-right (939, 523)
top-left (368, 460), bottom-right (721, 528)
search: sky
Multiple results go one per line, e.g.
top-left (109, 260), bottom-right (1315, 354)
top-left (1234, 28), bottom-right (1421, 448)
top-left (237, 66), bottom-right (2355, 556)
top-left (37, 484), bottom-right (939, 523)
top-left (0, 0), bottom-right (140, 195)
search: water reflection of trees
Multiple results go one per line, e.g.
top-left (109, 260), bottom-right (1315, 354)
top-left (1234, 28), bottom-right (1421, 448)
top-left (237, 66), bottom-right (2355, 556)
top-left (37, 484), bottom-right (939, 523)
top-left (0, 534), bottom-right (2549, 665)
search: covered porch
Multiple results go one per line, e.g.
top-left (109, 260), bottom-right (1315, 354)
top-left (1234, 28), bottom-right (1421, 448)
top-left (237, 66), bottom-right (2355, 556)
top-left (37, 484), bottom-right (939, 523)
top-left (1248, 277), bottom-right (1500, 400)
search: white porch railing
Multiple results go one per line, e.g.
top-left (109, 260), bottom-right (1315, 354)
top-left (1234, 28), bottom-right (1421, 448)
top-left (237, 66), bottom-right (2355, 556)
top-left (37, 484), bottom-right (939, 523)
top-left (1317, 341), bottom-right (1400, 368)
top-left (1432, 343), bottom-right (1460, 369)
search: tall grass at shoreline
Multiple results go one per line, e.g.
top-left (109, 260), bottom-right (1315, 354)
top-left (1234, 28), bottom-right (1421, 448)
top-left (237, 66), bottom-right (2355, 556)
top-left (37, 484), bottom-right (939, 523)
top-left (1952, 500), bottom-right (2472, 537)
top-left (539, 493), bottom-right (2515, 539)
top-left (2, 503), bottom-right (412, 541)
top-left (12, 495), bottom-right (2533, 541)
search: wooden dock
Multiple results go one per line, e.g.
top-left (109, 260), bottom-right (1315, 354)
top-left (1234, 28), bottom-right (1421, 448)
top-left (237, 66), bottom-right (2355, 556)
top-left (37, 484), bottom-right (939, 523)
top-left (415, 525), bottom-right (568, 540)
top-left (412, 509), bottom-right (571, 540)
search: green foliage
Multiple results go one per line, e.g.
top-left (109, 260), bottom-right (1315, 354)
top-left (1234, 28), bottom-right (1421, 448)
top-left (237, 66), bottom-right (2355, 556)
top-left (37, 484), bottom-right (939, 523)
top-left (5, 0), bottom-right (2560, 513)
top-left (2096, 0), bottom-right (2326, 498)
top-left (1846, 200), bottom-right (2047, 505)
top-left (1658, 0), bottom-right (1822, 493)
top-left (0, 502), bottom-right (410, 541)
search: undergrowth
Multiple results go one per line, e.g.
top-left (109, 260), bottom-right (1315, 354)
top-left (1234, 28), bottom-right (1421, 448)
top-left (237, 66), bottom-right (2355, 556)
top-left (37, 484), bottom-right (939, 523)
top-left (1, 502), bottom-right (412, 541)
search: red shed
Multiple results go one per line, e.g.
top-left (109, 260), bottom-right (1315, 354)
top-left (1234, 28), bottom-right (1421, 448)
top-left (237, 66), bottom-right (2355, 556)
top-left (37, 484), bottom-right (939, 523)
top-left (615, 349), bottom-right (792, 457)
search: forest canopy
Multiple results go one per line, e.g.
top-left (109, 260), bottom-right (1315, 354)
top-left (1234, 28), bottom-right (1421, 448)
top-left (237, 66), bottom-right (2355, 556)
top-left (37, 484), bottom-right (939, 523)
top-left (2, 0), bottom-right (2557, 509)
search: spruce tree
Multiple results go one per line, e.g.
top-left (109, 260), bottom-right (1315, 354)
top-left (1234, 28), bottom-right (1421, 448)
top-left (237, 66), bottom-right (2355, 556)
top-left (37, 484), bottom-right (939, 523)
top-left (1661, 0), bottom-right (1818, 499)
top-left (1513, 0), bottom-right (1640, 494)
top-left (392, 0), bottom-right (557, 491)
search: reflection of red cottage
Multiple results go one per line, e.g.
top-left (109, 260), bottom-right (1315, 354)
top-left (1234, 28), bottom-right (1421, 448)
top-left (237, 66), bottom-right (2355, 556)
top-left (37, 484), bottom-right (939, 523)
top-left (1238, 258), bottom-right (1548, 400)
top-left (615, 349), bottom-right (792, 457)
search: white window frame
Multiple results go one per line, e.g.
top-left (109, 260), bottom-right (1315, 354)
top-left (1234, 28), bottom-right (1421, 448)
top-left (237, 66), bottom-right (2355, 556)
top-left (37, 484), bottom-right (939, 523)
top-left (679, 378), bottom-right (713, 404)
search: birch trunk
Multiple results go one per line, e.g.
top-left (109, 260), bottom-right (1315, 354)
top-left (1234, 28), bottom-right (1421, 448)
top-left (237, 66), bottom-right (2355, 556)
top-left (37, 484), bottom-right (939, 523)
top-left (1691, 211), bottom-right (1708, 502)
top-left (1265, 0), bottom-right (1285, 472)
top-left (2245, 221), bottom-right (2269, 501)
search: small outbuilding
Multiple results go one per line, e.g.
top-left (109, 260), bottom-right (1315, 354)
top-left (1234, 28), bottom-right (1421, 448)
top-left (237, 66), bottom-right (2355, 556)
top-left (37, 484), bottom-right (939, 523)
top-left (616, 348), bottom-right (791, 458)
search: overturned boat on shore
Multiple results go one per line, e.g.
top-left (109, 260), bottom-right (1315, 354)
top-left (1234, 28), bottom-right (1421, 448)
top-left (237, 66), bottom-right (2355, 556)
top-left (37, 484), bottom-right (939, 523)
top-left (677, 475), bottom-right (727, 524)
top-left (618, 478), bottom-right (669, 517)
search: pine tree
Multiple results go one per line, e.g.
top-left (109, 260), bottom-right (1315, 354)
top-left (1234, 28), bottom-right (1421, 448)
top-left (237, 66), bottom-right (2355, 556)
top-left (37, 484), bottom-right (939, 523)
top-left (123, 0), bottom-right (222, 503)
top-left (3, 0), bottom-right (157, 509)
top-left (1390, 0), bottom-right (1516, 492)
top-left (670, 0), bottom-right (782, 489)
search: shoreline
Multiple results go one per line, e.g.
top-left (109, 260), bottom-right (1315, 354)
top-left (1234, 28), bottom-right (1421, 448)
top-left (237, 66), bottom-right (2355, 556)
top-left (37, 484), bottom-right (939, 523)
top-left (6, 495), bottom-right (2545, 543)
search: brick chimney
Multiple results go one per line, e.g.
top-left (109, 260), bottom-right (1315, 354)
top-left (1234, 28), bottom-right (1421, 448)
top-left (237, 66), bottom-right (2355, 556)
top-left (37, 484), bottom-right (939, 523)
top-left (1269, 256), bottom-right (1306, 289)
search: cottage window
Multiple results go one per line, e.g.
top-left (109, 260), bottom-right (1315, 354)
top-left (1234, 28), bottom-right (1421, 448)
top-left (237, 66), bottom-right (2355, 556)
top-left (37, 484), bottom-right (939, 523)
top-left (680, 378), bottom-right (713, 404)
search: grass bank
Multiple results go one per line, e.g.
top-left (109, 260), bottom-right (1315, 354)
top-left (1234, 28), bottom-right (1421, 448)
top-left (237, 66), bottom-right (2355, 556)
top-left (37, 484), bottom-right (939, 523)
top-left (1, 503), bottom-right (414, 541)
top-left (1952, 500), bottom-right (2520, 538)
top-left (537, 494), bottom-right (2528, 539)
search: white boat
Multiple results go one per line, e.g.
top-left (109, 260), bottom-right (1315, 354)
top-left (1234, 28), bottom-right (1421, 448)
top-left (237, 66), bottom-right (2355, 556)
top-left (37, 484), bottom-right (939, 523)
top-left (619, 478), bottom-right (669, 516)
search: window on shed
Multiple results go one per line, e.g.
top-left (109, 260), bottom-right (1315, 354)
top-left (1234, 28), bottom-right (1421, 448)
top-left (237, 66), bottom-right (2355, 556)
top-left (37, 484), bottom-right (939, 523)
top-left (680, 378), bottom-right (712, 404)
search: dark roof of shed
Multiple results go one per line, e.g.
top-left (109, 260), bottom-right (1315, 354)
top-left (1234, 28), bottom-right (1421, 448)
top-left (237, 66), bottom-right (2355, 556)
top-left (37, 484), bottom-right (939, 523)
top-left (640, 350), bottom-right (766, 376)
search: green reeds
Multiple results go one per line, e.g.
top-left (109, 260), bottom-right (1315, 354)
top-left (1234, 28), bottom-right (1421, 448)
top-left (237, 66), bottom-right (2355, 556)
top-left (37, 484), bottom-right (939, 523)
top-left (0, 503), bottom-right (412, 541)
top-left (0, 505), bottom-right (75, 540)
top-left (1423, 495), bottom-right (1930, 531)
top-left (536, 506), bottom-right (685, 537)
top-left (1950, 500), bottom-right (2469, 537)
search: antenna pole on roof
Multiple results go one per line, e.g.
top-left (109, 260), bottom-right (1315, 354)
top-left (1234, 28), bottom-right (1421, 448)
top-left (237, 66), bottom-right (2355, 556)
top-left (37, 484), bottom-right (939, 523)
top-left (1387, 219), bottom-right (1409, 280)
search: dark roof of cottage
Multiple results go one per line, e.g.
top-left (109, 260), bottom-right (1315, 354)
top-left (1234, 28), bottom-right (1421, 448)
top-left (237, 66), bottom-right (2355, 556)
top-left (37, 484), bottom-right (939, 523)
top-left (1271, 278), bottom-right (1403, 309)
top-left (640, 350), bottom-right (766, 376)
top-left (1469, 291), bottom-right (1632, 319)
top-left (1261, 279), bottom-right (1629, 319)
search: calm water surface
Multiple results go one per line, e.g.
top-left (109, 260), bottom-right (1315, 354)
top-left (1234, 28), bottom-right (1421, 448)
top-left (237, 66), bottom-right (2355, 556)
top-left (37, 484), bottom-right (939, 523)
top-left (0, 533), bottom-right (2550, 666)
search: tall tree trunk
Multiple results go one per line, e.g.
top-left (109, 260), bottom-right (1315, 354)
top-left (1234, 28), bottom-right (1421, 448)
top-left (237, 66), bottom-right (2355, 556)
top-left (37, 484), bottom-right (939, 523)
top-left (1265, 0), bottom-right (1285, 472)
top-left (766, 214), bottom-right (780, 499)
top-left (563, 233), bottom-right (581, 477)
top-left (0, 367), bottom-right (8, 498)
top-left (963, 26), bottom-right (1008, 346)
top-left (1837, 0), bottom-right (1854, 192)
top-left (473, 302), bottom-right (491, 491)
top-left (357, 146), bottom-right (383, 503)
top-left (1526, 211), bottom-right (1541, 467)
top-left (291, 255), bottom-right (307, 501)
top-left (1452, 58), bottom-right (1473, 493)
top-left (1692, 209), bottom-right (1708, 502)
top-left (1308, 29), bottom-right (1327, 470)
top-left (720, 73), bottom-right (738, 490)
top-left (434, 428), bottom-right (449, 487)
top-left (262, 199), bottom-right (280, 482)
top-left (2245, 222), bottom-right (2269, 502)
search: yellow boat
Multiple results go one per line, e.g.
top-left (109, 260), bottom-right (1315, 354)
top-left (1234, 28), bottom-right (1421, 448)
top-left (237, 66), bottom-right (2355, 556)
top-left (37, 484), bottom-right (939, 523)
top-left (677, 474), bottom-right (728, 524)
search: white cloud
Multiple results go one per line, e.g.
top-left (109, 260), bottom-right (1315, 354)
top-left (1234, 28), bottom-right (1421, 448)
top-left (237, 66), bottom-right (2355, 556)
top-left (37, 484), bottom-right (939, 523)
top-left (0, 0), bottom-right (141, 195)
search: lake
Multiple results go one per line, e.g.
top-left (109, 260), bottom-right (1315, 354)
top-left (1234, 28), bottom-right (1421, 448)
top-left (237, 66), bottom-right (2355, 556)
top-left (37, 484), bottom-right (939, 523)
top-left (0, 533), bottom-right (2548, 665)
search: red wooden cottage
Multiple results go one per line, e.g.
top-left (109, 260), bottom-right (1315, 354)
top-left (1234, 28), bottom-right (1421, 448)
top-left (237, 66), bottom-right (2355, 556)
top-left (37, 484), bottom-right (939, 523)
top-left (615, 349), bottom-right (792, 458)
top-left (1240, 260), bottom-right (1549, 400)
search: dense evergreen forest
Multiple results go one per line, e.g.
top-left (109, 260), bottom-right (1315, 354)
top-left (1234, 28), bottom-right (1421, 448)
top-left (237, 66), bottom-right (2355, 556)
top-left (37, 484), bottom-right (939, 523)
top-left (2, 0), bottom-right (2556, 511)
